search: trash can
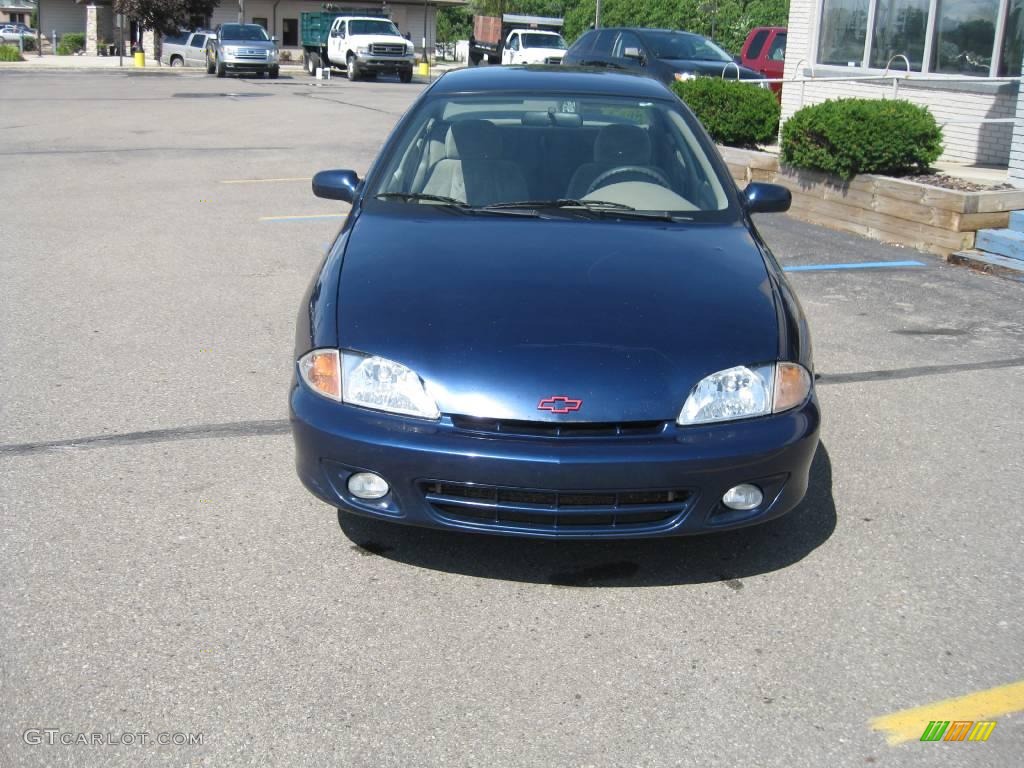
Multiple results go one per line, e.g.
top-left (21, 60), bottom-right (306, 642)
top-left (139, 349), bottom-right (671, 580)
top-left (134, 51), bottom-right (145, 67)
top-left (417, 61), bottom-right (429, 77)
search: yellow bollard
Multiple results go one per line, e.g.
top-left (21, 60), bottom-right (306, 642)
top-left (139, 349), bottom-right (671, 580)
top-left (417, 61), bottom-right (429, 77)
top-left (134, 51), bottom-right (145, 67)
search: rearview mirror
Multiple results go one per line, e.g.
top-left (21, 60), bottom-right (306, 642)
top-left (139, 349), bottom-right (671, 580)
top-left (312, 169), bottom-right (360, 203)
top-left (743, 182), bottom-right (791, 214)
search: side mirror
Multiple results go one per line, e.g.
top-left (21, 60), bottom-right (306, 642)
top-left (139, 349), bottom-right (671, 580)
top-left (744, 182), bottom-right (791, 214)
top-left (208, 34), bottom-right (217, 41)
top-left (624, 46), bottom-right (644, 62)
top-left (330, 29), bottom-right (339, 38)
top-left (312, 169), bottom-right (360, 203)
top-left (271, 36), bottom-right (277, 43)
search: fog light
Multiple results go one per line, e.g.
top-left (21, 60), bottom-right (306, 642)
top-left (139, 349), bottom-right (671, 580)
top-left (348, 472), bottom-right (390, 500)
top-left (722, 484), bottom-right (763, 511)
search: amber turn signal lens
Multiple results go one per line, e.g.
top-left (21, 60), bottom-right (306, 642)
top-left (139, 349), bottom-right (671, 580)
top-left (298, 349), bottom-right (342, 401)
top-left (773, 362), bottom-right (811, 413)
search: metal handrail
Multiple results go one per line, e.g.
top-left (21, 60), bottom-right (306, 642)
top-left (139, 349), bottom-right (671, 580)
top-left (720, 60), bottom-right (740, 80)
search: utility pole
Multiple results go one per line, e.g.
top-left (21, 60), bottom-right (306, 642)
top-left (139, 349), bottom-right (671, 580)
top-left (36, 0), bottom-right (41, 56)
top-left (595, 0), bottom-right (601, 29)
top-left (238, 0), bottom-right (244, 23)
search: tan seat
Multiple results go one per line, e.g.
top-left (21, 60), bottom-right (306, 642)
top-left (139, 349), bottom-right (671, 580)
top-left (566, 124), bottom-right (659, 199)
top-left (422, 120), bottom-right (530, 206)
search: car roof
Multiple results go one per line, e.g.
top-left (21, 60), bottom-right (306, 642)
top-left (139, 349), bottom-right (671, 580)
top-left (430, 65), bottom-right (675, 99)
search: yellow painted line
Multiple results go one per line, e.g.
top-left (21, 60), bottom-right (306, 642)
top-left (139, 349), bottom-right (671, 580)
top-left (258, 213), bottom-right (345, 222)
top-left (871, 679), bottom-right (1024, 745)
top-left (221, 177), bottom-right (311, 184)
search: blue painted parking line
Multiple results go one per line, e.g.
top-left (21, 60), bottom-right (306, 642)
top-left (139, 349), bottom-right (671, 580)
top-left (784, 260), bottom-right (927, 272)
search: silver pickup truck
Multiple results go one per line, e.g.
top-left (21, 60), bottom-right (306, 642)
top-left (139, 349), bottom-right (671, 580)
top-left (160, 30), bottom-right (211, 67)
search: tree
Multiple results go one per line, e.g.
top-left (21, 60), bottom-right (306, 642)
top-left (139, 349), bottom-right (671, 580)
top-left (437, 7), bottom-right (473, 44)
top-left (112, 0), bottom-right (219, 35)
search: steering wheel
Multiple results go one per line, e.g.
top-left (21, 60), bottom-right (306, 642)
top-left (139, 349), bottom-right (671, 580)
top-left (585, 165), bottom-right (672, 196)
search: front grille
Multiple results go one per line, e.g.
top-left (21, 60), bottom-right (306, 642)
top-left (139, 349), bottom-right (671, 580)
top-left (234, 50), bottom-right (267, 60)
top-left (370, 43), bottom-right (406, 56)
top-left (451, 416), bottom-right (665, 439)
top-left (422, 481), bottom-right (692, 531)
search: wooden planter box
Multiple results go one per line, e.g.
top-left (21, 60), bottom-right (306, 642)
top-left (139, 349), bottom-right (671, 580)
top-left (718, 146), bottom-right (1024, 257)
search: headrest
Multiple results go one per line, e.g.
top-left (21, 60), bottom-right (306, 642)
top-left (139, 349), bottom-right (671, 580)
top-left (594, 124), bottom-right (651, 164)
top-left (445, 120), bottom-right (502, 160)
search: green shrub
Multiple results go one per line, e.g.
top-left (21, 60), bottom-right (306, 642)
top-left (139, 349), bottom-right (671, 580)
top-left (0, 44), bottom-right (23, 61)
top-left (56, 32), bottom-right (85, 55)
top-left (781, 98), bottom-right (943, 180)
top-left (22, 36), bottom-right (36, 51)
top-left (671, 77), bottom-right (780, 148)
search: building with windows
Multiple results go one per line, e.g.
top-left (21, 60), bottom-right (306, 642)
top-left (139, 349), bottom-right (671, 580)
top-left (782, 0), bottom-right (1024, 166)
top-left (1, 0), bottom-right (35, 25)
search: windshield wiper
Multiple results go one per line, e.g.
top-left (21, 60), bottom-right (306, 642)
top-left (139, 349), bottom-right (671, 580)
top-left (482, 199), bottom-right (692, 221)
top-left (376, 192), bottom-right (471, 207)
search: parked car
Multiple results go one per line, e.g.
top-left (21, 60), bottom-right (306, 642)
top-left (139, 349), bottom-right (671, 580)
top-left (562, 27), bottom-right (765, 86)
top-left (299, 12), bottom-right (414, 82)
top-left (205, 23), bottom-right (279, 78)
top-left (291, 66), bottom-right (819, 540)
top-left (0, 24), bottom-right (35, 43)
top-left (740, 26), bottom-right (786, 94)
top-left (160, 30), bottom-right (211, 67)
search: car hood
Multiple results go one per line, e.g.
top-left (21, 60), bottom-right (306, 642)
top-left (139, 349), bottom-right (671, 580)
top-left (662, 59), bottom-right (764, 79)
top-left (337, 209), bottom-right (779, 422)
top-left (221, 40), bottom-right (275, 49)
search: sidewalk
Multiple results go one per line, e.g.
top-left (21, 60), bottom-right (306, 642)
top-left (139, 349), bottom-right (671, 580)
top-left (0, 52), bottom-right (307, 71)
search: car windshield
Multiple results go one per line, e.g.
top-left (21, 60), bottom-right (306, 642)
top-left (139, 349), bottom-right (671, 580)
top-left (521, 33), bottom-right (567, 49)
top-left (219, 24), bottom-right (269, 41)
top-left (350, 20), bottom-right (401, 36)
top-left (370, 92), bottom-right (733, 219)
top-left (645, 31), bottom-right (732, 62)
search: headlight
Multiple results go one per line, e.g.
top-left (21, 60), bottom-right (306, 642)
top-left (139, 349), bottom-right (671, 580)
top-left (677, 363), bottom-right (811, 425)
top-left (674, 71), bottom-right (697, 82)
top-left (223, 46), bottom-right (237, 55)
top-left (269, 49), bottom-right (279, 60)
top-left (357, 45), bottom-right (370, 54)
top-left (298, 349), bottom-right (342, 401)
top-left (406, 44), bottom-right (414, 55)
top-left (341, 351), bottom-right (439, 419)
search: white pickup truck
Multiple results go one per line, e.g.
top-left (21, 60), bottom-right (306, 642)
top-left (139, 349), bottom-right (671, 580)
top-left (500, 29), bottom-right (568, 66)
top-left (301, 13), bottom-right (415, 82)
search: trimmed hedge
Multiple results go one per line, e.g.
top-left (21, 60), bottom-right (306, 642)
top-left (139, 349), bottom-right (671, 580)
top-left (56, 32), bottom-right (85, 55)
top-left (672, 77), bottom-right (780, 148)
top-left (781, 98), bottom-right (943, 180)
top-left (0, 44), bottom-right (23, 61)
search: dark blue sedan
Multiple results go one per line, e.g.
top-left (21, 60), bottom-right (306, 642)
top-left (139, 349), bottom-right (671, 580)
top-left (291, 66), bottom-right (819, 539)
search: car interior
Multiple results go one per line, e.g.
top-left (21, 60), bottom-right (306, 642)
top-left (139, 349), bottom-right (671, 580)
top-left (381, 99), bottom-right (729, 212)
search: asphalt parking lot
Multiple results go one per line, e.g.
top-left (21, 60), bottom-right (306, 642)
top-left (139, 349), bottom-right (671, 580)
top-left (1, 69), bottom-right (1022, 767)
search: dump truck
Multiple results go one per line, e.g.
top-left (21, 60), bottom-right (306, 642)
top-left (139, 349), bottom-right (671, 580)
top-left (468, 13), bottom-right (564, 65)
top-left (300, 11), bottom-right (415, 81)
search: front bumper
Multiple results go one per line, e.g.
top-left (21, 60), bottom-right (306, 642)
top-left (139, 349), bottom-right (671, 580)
top-left (221, 54), bottom-right (276, 71)
top-left (291, 382), bottom-right (820, 539)
top-left (354, 52), bottom-right (414, 72)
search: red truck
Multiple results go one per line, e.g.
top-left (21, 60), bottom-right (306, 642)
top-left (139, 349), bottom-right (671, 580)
top-left (740, 26), bottom-right (786, 96)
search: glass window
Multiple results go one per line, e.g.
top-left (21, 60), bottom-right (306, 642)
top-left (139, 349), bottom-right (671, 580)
top-left (818, 0), bottom-right (870, 65)
top-left (164, 33), bottom-right (188, 46)
top-left (252, 17), bottom-right (268, 30)
top-left (569, 30), bottom-right (597, 55)
top-left (590, 30), bottom-right (616, 55)
top-left (1000, 0), bottom-right (1024, 75)
top-left (870, 0), bottom-right (929, 69)
top-left (189, 34), bottom-right (206, 48)
top-left (373, 93), bottom-right (732, 216)
top-left (768, 33), bottom-right (787, 60)
top-left (746, 29), bottom-right (770, 59)
top-left (931, 0), bottom-right (999, 74)
top-left (612, 31), bottom-right (643, 59)
top-left (219, 24), bottom-right (269, 41)
top-left (520, 33), bottom-right (566, 49)
top-left (282, 18), bottom-right (297, 47)
top-left (349, 19), bottom-right (401, 36)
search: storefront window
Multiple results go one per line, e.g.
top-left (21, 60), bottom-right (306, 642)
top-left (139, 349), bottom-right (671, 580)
top-left (931, 0), bottom-right (1000, 74)
top-left (818, 0), bottom-right (870, 65)
top-left (870, 0), bottom-right (929, 69)
top-left (1000, 0), bottom-right (1024, 74)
